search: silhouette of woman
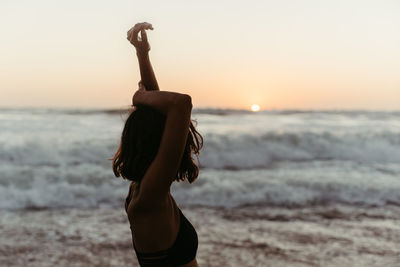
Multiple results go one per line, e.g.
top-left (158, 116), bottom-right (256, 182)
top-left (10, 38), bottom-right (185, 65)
top-left (113, 22), bottom-right (203, 267)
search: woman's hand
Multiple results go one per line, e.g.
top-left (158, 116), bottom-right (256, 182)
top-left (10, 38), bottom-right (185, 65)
top-left (127, 22), bottom-right (153, 54)
top-left (132, 81), bottom-right (146, 105)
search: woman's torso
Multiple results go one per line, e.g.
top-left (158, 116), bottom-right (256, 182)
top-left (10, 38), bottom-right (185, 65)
top-left (125, 182), bottom-right (198, 267)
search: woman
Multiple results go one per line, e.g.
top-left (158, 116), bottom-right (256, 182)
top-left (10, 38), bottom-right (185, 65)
top-left (113, 22), bottom-right (203, 267)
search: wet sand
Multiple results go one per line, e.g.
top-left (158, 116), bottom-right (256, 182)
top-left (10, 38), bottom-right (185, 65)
top-left (1, 206), bottom-right (400, 267)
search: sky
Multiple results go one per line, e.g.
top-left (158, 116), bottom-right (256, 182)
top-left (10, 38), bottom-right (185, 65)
top-left (1, 0), bottom-right (399, 110)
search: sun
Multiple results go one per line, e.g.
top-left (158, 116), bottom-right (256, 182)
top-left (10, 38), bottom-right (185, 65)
top-left (251, 104), bottom-right (260, 112)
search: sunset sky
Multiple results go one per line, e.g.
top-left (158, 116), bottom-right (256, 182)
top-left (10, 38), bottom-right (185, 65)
top-left (1, 0), bottom-right (399, 110)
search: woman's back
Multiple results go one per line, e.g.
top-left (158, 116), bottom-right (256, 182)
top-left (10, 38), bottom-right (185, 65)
top-left (125, 183), bottom-right (181, 253)
top-left (125, 183), bottom-right (198, 266)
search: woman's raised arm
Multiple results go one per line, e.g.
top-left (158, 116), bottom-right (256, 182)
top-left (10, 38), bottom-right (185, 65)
top-left (127, 22), bottom-right (159, 91)
top-left (132, 84), bottom-right (192, 208)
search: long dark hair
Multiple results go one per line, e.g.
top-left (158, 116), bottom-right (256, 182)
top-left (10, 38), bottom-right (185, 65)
top-left (112, 106), bottom-right (203, 183)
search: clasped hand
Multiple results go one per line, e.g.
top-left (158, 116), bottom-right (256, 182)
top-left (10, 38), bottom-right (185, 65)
top-left (132, 81), bottom-right (146, 105)
top-left (127, 22), bottom-right (153, 54)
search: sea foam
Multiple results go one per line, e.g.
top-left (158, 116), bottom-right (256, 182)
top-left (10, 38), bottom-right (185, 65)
top-left (0, 109), bottom-right (399, 210)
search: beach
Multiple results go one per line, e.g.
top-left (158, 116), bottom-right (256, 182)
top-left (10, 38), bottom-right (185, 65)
top-left (1, 108), bottom-right (400, 266)
top-left (1, 206), bottom-right (400, 266)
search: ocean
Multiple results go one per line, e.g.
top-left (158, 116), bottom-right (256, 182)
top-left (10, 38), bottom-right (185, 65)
top-left (1, 108), bottom-right (399, 266)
